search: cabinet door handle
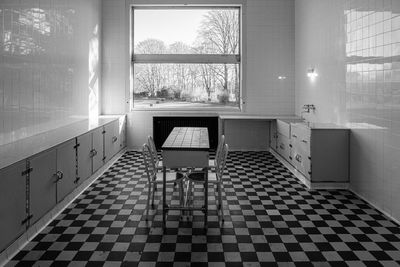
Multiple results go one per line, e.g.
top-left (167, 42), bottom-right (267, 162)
top-left (90, 149), bottom-right (97, 158)
top-left (279, 143), bottom-right (285, 149)
top-left (74, 177), bottom-right (80, 184)
top-left (112, 136), bottom-right (118, 143)
top-left (54, 171), bottom-right (63, 182)
top-left (295, 154), bottom-right (302, 163)
top-left (301, 139), bottom-right (308, 143)
top-left (292, 134), bottom-right (297, 138)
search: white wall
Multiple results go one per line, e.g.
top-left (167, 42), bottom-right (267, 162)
top-left (0, 0), bottom-right (102, 145)
top-left (295, 0), bottom-right (400, 222)
top-left (101, 0), bottom-right (295, 149)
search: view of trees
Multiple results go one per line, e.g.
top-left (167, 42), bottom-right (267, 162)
top-left (133, 9), bottom-right (240, 108)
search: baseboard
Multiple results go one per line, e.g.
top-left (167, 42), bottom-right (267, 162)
top-left (269, 149), bottom-right (349, 190)
top-left (0, 149), bottom-right (127, 267)
top-left (349, 187), bottom-right (400, 226)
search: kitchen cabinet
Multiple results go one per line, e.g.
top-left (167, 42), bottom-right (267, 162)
top-left (92, 127), bottom-right (104, 173)
top-left (270, 120), bottom-right (277, 150)
top-left (0, 116), bottom-right (125, 256)
top-left (56, 140), bottom-right (77, 202)
top-left (0, 161), bottom-right (27, 252)
top-left (271, 120), bottom-right (349, 184)
top-left (104, 120), bottom-right (120, 162)
top-left (77, 132), bottom-right (92, 182)
top-left (291, 123), bottom-right (349, 182)
top-left (29, 149), bottom-right (57, 224)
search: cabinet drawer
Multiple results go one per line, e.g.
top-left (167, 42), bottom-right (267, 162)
top-left (276, 120), bottom-right (291, 138)
top-left (291, 124), bottom-right (311, 144)
top-left (292, 147), bottom-right (311, 179)
top-left (276, 133), bottom-right (291, 162)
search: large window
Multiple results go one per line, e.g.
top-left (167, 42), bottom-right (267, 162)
top-left (131, 6), bottom-right (241, 110)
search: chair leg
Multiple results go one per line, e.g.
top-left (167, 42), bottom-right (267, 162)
top-left (217, 183), bottom-right (224, 222)
top-left (151, 183), bottom-right (156, 208)
top-left (146, 185), bottom-right (151, 220)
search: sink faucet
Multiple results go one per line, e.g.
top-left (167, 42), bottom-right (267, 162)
top-left (301, 104), bottom-right (315, 119)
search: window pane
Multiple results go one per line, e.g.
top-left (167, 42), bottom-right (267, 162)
top-left (134, 8), bottom-right (239, 55)
top-left (133, 64), bottom-right (240, 109)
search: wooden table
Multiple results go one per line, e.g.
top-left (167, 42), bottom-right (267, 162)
top-left (161, 127), bottom-right (209, 230)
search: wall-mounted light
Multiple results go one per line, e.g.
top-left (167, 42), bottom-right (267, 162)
top-left (307, 68), bottom-right (318, 81)
top-left (278, 76), bottom-right (286, 80)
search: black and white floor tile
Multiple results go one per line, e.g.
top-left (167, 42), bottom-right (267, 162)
top-left (7, 151), bottom-right (400, 266)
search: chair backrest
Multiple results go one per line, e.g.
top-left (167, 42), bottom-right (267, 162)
top-left (214, 135), bottom-right (225, 166)
top-left (147, 135), bottom-right (159, 166)
top-left (215, 143), bottom-right (229, 181)
top-left (142, 143), bottom-right (157, 183)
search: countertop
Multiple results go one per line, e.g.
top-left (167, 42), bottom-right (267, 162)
top-left (0, 116), bottom-right (124, 170)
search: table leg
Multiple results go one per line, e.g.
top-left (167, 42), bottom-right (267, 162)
top-left (204, 168), bottom-right (208, 230)
top-left (163, 166), bottom-right (167, 230)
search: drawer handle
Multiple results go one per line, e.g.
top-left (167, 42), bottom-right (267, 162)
top-left (289, 144), bottom-right (292, 148)
top-left (112, 136), bottom-right (118, 143)
top-left (292, 134), bottom-right (297, 138)
top-left (301, 139), bottom-right (308, 143)
top-left (295, 154), bottom-right (302, 163)
top-left (279, 144), bottom-right (285, 149)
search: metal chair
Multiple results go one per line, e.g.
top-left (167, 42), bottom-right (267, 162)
top-left (142, 143), bottom-right (184, 219)
top-left (185, 143), bottom-right (229, 221)
top-left (209, 135), bottom-right (225, 169)
top-left (147, 135), bottom-right (163, 170)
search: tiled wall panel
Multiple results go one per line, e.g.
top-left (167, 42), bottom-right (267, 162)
top-left (295, 0), bottom-right (400, 222)
top-left (0, 0), bottom-right (101, 146)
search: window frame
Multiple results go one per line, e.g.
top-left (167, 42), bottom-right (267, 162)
top-left (130, 5), bottom-right (243, 111)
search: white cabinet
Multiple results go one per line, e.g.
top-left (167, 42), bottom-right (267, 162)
top-left (0, 116), bottom-right (125, 255)
top-left (104, 120), bottom-right (120, 162)
top-left (0, 161), bottom-right (27, 252)
top-left (291, 123), bottom-right (349, 182)
top-left (29, 149), bottom-right (57, 224)
top-left (271, 120), bottom-right (349, 184)
top-left (77, 132), bottom-right (92, 181)
top-left (270, 120), bottom-right (277, 150)
top-left (56, 140), bottom-right (77, 202)
top-left (118, 116), bottom-right (126, 150)
top-left (92, 127), bottom-right (104, 173)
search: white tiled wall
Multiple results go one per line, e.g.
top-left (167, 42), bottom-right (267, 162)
top-left (101, 0), bottom-right (295, 149)
top-left (295, 0), bottom-right (400, 222)
top-left (0, 0), bottom-right (101, 146)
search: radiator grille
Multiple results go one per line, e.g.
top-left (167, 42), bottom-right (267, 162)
top-left (153, 116), bottom-right (218, 150)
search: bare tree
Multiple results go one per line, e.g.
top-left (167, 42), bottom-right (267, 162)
top-left (135, 39), bottom-right (166, 97)
top-left (199, 10), bottom-right (239, 101)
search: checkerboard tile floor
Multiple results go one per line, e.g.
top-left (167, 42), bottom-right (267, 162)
top-left (7, 151), bottom-right (400, 266)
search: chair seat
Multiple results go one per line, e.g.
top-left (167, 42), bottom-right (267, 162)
top-left (186, 172), bottom-right (218, 183)
top-left (154, 171), bottom-right (184, 183)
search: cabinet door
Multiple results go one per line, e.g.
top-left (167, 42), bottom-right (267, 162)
top-left (77, 132), bottom-right (92, 182)
top-left (277, 133), bottom-right (290, 162)
top-left (92, 127), bottom-right (104, 173)
top-left (0, 161), bottom-right (27, 252)
top-left (104, 120), bottom-right (119, 162)
top-left (56, 140), bottom-right (77, 203)
top-left (30, 149), bottom-right (57, 224)
top-left (270, 121), bottom-right (277, 150)
top-left (118, 116), bottom-right (126, 150)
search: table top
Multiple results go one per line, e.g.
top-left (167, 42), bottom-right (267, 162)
top-left (162, 127), bottom-right (209, 151)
